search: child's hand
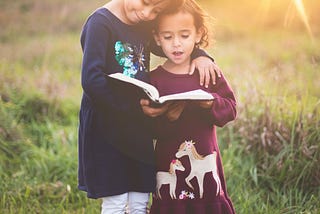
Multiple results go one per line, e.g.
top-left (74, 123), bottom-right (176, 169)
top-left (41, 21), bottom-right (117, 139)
top-left (195, 100), bottom-right (213, 109)
top-left (189, 56), bottom-right (222, 88)
top-left (140, 99), bottom-right (170, 117)
top-left (166, 101), bottom-right (186, 122)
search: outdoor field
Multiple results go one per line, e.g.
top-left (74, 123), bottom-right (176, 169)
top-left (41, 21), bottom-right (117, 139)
top-left (0, 0), bottom-right (319, 213)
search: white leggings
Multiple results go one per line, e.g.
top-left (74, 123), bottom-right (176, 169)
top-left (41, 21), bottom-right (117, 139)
top-left (101, 192), bottom-right (149, 214)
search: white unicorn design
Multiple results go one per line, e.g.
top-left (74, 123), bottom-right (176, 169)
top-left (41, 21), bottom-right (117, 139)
top-left (156, 159), bottom-right (185, 199)
top-left (175, 140), bottom-right (222, 198)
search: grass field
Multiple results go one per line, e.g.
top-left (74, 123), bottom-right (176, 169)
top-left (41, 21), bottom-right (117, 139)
top-left (0, 0), bottom-right (319, 213)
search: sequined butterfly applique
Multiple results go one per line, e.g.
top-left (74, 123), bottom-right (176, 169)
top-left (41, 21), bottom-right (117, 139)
top-left (114, 41), bottom-right (147, 78)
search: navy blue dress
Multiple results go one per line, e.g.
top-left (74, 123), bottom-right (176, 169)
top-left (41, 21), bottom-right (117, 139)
top-left (78, 8), bottom-right (156, 199)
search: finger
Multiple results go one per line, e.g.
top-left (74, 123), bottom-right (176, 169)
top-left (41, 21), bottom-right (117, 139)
top-left (216, 68), bottom-right (222, 78)
top-left (189, 62), bottom-right (196, 75)
top-left (168, 103), bottom-right (182, 113)
top-left (168, 104), bottom-right (175, 110)
top-left (198, 67), bottom-right (204, 86)
top-left (164, 102), bottom-right (173, 109)
top-left (209, 65), bottom-right (216, 85)
top-left (151, 107), bottom-right (167, 117)
top-left (172, 103), bottom-right (185, 113)
top-left (140, 99), bottom-right (150, 106)
top-left (167, 106), bottom-right (179, 114)
top-left (213, 63), bottom-right (222, 77)
top-left (169, 101), bottom-right (179, 106)
top-left (204, 67), bottom-right (210, 88)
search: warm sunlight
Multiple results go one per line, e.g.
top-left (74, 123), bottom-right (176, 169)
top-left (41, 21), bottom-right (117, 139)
top-left (285, 0), bottom-right (313, 40)
top-left (201, 0), bottom-right (318, 40)
top-left (258, 0), bottom-right (314, 40)
top-left (1, 0), bottom-right (319, 213)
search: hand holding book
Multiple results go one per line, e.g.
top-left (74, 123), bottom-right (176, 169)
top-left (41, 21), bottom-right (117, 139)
top-left (166, 101), bottom-right (187, 121)
top-left (140, 98), bottom-right (171, 118)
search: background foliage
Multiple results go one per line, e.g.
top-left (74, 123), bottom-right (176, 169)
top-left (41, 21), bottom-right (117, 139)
top-left (0, 0), bottom-right (319, 213)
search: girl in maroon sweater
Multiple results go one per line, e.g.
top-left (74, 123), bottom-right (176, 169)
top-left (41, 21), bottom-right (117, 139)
top-left (142, 0), bottom-right (237, 213)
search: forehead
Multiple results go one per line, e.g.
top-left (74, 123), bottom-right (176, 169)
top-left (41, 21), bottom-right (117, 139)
top-left (157, 11), bottom-right (195, 31)
top-left (150, 0), bottom-right (171, 9)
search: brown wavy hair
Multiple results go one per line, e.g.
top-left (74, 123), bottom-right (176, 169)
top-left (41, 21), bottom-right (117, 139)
top-left (155, 0), bottom-right (210, 48)
top-left (161, 0), bottom-right (185, 12)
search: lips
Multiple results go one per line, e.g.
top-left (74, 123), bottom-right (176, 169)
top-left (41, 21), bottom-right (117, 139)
top-left (173, 51), bottom-right (183, 56)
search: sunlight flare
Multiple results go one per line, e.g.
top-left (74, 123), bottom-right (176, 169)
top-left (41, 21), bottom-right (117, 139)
top-left (286, 0), bottom-right (314, 41)
top-left (257, 0), bottom-right (271, 21)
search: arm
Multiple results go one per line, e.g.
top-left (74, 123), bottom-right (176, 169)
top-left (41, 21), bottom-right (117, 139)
top-left (81, 13), bottom-right (141, 115)
top-left (189, 50), bottom-right (222, 88)
top-left (194, 74), bottom-right (237, 127)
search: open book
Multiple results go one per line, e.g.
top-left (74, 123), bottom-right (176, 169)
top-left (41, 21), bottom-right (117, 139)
top-left (108, 72), bottom-right (214, 104)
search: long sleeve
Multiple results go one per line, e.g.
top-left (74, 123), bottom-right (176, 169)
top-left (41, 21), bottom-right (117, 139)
top-left (78, 8), bottom-right (156, 200)
top-left (194, 74), bottom-right (237, 127)
top-left (80, 12), bottom-right (141, 115)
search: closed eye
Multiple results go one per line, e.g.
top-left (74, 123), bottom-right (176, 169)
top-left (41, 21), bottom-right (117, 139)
top-left (142, 0), bottom-right (150, 6)
top-left (153, 9), bottom-right (161, 15)
top-left (181, 34), bottom-right (190, 39)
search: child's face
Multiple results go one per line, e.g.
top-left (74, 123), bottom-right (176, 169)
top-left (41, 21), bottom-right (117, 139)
top-left (154, 11), bottom-right (202, 66)
top-left (122, 0), bottom-right (169, 24)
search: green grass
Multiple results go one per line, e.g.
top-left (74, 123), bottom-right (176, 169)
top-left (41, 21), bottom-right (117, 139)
top-left (1, 0), bottom-right (319, 213)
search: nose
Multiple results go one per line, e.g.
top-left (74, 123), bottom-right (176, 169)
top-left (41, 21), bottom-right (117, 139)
top-left (141, 7), bottom-right (153, 20)
top-left (173, 37), bottom-right (181, 47)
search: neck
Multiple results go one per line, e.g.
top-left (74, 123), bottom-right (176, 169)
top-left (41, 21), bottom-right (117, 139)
top-left (103, 1), bottom-right (127, 24)
top-left (162, 59), bottom-right (191, 75)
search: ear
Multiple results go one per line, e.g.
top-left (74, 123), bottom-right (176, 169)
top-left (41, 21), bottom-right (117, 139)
top-left (152, 30), bottom-right (161, 46)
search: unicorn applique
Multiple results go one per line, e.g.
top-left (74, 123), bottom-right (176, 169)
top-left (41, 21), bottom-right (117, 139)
top-left (175, 140), bottom-right (222, 198)
top-left (156, 159), bottom-right (185, 199)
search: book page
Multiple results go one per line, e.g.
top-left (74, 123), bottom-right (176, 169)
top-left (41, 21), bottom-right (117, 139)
top-left (158, 89), bottom-right (214, 103)
top-left (108, 73), bottom-right (160, 101)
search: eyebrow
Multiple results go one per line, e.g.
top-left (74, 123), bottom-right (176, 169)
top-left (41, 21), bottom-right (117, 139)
top-left (159, 29), bottom-right (191, 34)
top-left (179, 30), bottom-right (192, 33)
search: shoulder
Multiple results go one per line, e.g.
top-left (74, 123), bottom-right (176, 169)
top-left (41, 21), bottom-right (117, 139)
top-left (210, 72), bottom-right (235, 93)
top-left (149, 66), bottom-right (164, 78)
top-left (83, 8), bottom-right (115, 31)
top-left (149, 66), bottom-right (167, 86)
top-left (81, 8), bottom-right (116, 45)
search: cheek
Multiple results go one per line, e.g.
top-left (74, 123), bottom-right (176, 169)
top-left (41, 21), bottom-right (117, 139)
top-left (147, 13), bottom-right (158, 21)
top-left (161, 42), bottom-right (172, 51)
top-left (185, 38), bottom-right (197, 47)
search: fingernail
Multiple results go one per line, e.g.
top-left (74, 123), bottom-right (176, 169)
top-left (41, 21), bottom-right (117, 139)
top-left (213, 82), bottom-right (216, 85)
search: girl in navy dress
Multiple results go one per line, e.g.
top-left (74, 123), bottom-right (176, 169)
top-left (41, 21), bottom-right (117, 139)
top-left (142, 0), bottom-right (237, 213)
